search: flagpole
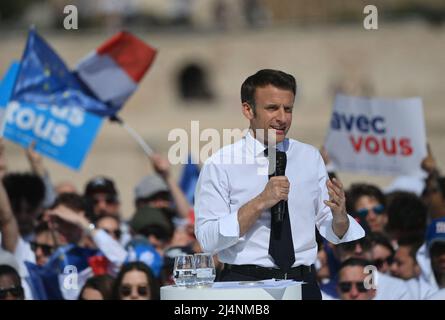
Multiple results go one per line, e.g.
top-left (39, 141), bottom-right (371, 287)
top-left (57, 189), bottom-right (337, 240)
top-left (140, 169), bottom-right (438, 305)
top-left (112, 117), bottom-right (154, 156)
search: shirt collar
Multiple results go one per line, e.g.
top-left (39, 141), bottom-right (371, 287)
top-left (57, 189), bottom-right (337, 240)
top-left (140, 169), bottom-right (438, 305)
top-left (244, 130), bottom-right (289, 157)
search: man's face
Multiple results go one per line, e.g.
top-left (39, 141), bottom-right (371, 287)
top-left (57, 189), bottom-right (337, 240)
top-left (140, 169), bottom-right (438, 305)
top-left (242, 85), bottom-right (294, 145)
top-left (337, 239), bottom-right (372, 262)
top-left (371, 244), bottom-right (393, 274)
top-left (91, 192), bottom-right (120, 217)
top-left (390, 246), bottom-right (419, 280)
top-left (96, 216), bottom-right (121, 241)
top-left (338, 266), bottom-right (376, 300)
top-left (355, 196), bottom-right (387, 233)
top-left (0, 274), bottom-right (24, 300)
top-left (32, 230), bottom-right (65, 266)
top-left (430, 242), bottom-right (445, 287)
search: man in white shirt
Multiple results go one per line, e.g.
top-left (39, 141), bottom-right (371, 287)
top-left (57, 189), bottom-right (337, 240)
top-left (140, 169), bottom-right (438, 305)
top-left (194, 69), bottom-right (365, 299)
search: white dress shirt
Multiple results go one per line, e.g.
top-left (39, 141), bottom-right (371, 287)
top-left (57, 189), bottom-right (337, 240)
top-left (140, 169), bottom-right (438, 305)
top-left (195, 132), bottom-right (365, 267)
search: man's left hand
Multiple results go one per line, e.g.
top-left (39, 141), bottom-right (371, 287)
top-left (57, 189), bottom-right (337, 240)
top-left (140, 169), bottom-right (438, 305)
top-left (324, 178), bottom-right (347, 216)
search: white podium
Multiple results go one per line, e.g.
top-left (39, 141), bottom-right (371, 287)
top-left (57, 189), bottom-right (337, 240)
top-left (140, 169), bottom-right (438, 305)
top-left (161, 280), bottom-right (302, 300)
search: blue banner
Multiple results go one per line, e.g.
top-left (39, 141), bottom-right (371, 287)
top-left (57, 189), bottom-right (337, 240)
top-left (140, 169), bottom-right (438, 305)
top-left (1, 62), bottom-right (103, 171)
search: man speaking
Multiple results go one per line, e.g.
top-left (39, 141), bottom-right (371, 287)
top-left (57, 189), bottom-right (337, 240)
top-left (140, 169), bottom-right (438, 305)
top-left (194, 69), bottom-right (365, 300)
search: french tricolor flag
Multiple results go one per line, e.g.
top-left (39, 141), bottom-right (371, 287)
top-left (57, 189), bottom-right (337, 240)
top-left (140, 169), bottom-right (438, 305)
top-left (76, 31), bottom-right (156, 113)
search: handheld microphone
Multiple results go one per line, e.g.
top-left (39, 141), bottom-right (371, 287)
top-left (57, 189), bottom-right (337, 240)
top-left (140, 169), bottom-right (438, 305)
top-left (270, 151), bottom-right (287, 224)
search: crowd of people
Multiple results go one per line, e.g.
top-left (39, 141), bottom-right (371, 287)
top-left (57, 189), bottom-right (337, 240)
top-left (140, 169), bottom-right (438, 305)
top-left (0, 134), bottom-right (444, 300)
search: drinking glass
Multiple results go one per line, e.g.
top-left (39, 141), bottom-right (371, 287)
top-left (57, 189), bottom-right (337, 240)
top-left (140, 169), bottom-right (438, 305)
top-left (194, 253), bottom-right (216, 287)
top-left (173, 254), bottom-right (196, 287)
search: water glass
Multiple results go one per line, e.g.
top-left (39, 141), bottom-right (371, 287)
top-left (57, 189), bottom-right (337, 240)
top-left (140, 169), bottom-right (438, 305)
top-left (194, 253), bottom-right (216, 287)
top-left (173, 254), bottom-right (196, 287)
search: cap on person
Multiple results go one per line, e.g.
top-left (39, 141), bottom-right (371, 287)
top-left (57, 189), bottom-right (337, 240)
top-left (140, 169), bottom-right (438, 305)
top-left (85, 176), bottom-right (118, 197)
top-left (426, 217), bottom-right (445, 249)
top-left (134, 175), bottom-right (169, 201)
top-left (129, 206), bottom-right (172, 234)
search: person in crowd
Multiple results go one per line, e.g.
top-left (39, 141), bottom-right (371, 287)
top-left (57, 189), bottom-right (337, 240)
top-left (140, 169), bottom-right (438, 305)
top-left (322, 235), bottom-right (411, 300)
top-left (2, 173), bottom-right (46, 241)
top-left (112, 261), bottom-right (159, 300)
top-left (54, 181), bottom-right (78, 195)
top-left (337, 258), bottom-right (376, 300)
top-left (0, 265), bottom-right (25, 300)
top-left (95, 214), bottom-right (122, 243)
top-left (346, 183), bottom-right (387, 233)
top-left (386, 191), bottom-right (427, 244)
top-left (390, 236), bottom-right (436, 299)
top-left (84, 176), bottom-right (121, 219)
top-left (135, 153), bottom-right (194, 222)
top-left (78, 274), bottom-right (115, 300)
top-left (417, 217), bottom-right (445, 292)
top-left (30, 222), bottom-right (66, 266)
top-left (391, 237), bottom-right (423, 280)
top-left (369, 232), bottom-right (395, 274)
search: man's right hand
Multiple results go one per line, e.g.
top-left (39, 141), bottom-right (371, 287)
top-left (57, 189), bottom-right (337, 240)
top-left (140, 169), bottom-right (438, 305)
top-left (259, 176), bottom-right (290, 209)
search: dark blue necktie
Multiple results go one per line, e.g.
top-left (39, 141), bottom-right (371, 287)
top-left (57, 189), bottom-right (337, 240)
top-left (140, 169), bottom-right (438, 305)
top-left (265, 149), bottom-right (295, 272)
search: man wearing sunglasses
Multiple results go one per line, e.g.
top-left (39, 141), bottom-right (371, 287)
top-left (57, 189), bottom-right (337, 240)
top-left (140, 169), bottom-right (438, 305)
top-left (337, 258), bottom-right (376, 300)
top-left (84, 176), bottom-right (120, 219)
top-left (0, 265), bottom-right (25, 300)
top-left (30, 222), bottom-right (66, 266)
top-left (347, 183), bottom-right (387, 233)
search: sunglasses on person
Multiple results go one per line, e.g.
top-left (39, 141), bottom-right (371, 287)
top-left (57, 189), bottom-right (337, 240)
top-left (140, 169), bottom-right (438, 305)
top-left (374, 255), bottom-right (394, 269)
top-left (356, 204), bottom-right (385, 217)
top-left (339, 238), bottom-right (371, 252)
top-left (92, 194), bottom-right (118, 205)
top-left (338, 281), bottom-right (368, 293)
top-left (101, 228), bottom-right (122, 239)
top-left (119, 285), bottom-right (149, 297)
top-left (0, 285), bottom-right (24, 300)
top-left (30, 241), bottom-right (55, 256)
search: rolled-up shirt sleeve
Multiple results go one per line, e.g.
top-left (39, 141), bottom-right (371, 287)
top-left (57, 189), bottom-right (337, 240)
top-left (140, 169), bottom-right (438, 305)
top-left (195, 161), bottom-right (239, 254)
top-left (92, 229), bottom-right (127, 267)
top-left (314, 154), bottom-right (365, 244)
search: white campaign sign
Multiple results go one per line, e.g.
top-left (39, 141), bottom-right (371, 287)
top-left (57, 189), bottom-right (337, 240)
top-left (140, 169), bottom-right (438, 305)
top-left (324, 94), bottom-right (427, 176)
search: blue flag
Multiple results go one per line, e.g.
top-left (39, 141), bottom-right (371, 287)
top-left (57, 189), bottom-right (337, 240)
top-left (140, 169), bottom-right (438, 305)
top-left (25, 244), bottom-right (99, 300)
top-left (179, 154), bottom-right (200, 205)
top-left (0, 62), bottom-right (103, 171)
top-left (11, 29), bottom-right (111, 116)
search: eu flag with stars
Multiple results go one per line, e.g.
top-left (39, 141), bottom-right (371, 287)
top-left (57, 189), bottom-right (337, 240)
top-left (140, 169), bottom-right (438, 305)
top-left (11, 28), bottom-right (110, 116)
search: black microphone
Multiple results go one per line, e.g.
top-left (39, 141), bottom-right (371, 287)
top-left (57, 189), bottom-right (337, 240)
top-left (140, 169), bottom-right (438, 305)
top-left (270, 151), bottom-right (287, 224)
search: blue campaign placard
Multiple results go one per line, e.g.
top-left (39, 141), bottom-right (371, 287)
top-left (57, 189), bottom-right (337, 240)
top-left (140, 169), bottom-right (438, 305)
top-left (0, 62), bottom-right (103, 171)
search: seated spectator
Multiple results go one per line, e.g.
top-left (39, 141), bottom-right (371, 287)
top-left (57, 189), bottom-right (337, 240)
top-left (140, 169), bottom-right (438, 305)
top-left (78, 274), bottom-right (114, 300)
top-left (112, 262), bottom-right (159, 300)
top-left (347, 183), bottom-right (387, 233)
top-left (0, 265), bottom-right (25, 300)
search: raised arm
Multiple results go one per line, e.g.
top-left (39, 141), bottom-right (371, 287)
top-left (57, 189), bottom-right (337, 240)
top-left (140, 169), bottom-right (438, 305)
top-left (150, 153), bottom-right (192, 219)
top-left (0, 138), bottom-right (19, 252)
